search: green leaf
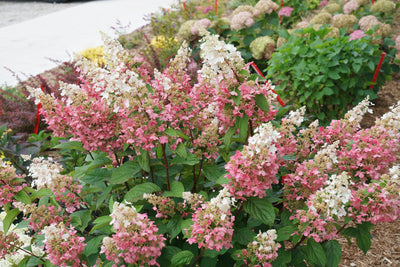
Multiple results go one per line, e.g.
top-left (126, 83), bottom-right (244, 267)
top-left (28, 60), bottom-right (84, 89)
top-left (272, 246), bottom-right (292, 266)
top-left (163, 181), bottom-right (185, 197)
top-left (96, 186), bottom-right (113, 210)
top-left (90, 215), bottom-right (112, 234)
top-left (356, 222), bottom-right (372, 254)
top-left (110, 161), bottom-right (141, 184)
top-left (3, 209), bottom-right (20, 234)
top-left (164, 128), bottom-right (190, 141)
top-left (138, 150), bottom-right (150, 172)
top-left (215, 175), bottom-right (229, 185)
top-left (236, 114), bottom-right (249, 139)
top-left (30, 188), bottom-right (53, 201)
top-left (124, 182), bottom-right (161, 202)
top-left (181, 219), bottom-right (194, 238)
top-left (53, 140), bottom-right (86, 152)
top-left (255, 94), bottom-right (270, 112)
top-left (202, 164), bottom-right (225, 182)
top-left (243, 197), bottom-right (275, 226)
top-left (324, 240), bottom-right (342, 267)
top-left (304, 238), bottom-right (326, 267)
top-left (327, 71), bottom-right (340, 80)
top-left (14, 190), bottom-right (31, 204)
top-left (70, 210), bottom-right (91, 232)
top-left (167, 215), bottom-right (183, 240)
top-left (276, 225), bottom-right (296, 241)
top-left (223, 127), bottom-right (236, 150)
top-left (171, 250), bottom-right (194, 266)
top-left (175, 143), bottom-right (187, 159)
top-left (171, 153), bottom-right (200, 166)
top-left (234, 227), bottom-right (256, 245)
top-left (82, 168), bottom-right (112, 185)
top-left (74, 156), bottom-right (112, 180)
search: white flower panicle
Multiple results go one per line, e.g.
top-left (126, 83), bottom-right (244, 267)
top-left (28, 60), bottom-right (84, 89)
top-left (27, 157), bottom-right (63, 189)
top-left (315, 140), bottom-right (340, 164)
top-left (286, 106), bottom-right (306, 127)
top-left (0, 212), bottom-right (44, 266)
top-left (376, 100), bottom-right (400, 130)
top-left (110, 202), bottom-right (137, 228)
top-left (209, 187), bottom-right (236, 217)
top-left (254, 229), bottom-right (280, 255)
top-left (248, 122), bottom-right (281, 154)
top-left (314, 172), bottom-right (352, 218)
top-left (344, 96), bottom-right (373, 127)
top-left (389, 165), bottom-right (400, 185)
top-left (199, 31), bottom-right (244, 81)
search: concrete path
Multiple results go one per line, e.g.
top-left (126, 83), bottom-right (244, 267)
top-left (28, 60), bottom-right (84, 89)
top-left (0, 0), bottom-right (177, 86)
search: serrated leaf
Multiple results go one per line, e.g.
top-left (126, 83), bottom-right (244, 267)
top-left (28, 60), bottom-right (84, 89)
top-left (30, 188), bottom-right (52, 201)
top-left (163, 181), bottom-right (185, 197)
top-left (324, 240), bottom-right (342, 267)
top-left (181, 219), bottom-right (194, 238)
top-left (3, 209), bottom-right (20, 234)
top-left (202, 165), bottom-right (225, 182)
top-left (53, 140), bottom-right (86, 152)
top-left (110, 161), bottom-right (141, 184)
top-left (14, 190), bottom-right (31, 204)
top-left (356, 222), bottom-right (372, 255)
top-left (236, 114), bottom-right (249, 139)
top-left (243, 197), bottom-right (275, 226)
top-left (138, 150), bottom-right (150, 172)
top-left (171, 250), bottom-right (194, 266)
top-left (175, 143), bottom-right (187, 158)
top-left (234, 227), bottom-right (256, 245)
top-left (255, 94), bottom-right (270, 112)
top-left (223, 127), bottom-right (236, 150)
top-left (304, 238), bottom-right (326, 267)
top-left (171, 153), bottom-right (200, 166)
top-left (167, 216), bottom-right (183, 240)
top-left (90, 216), bottom-right (112, 234)
top-left (83, 235), bottom-right (106, 257)
top-left (276, 225), bottom-right (296, 241)
top-left (124, 182), bottom-right (161, 202)
top-left (272, 246), bottom-right (292, 266)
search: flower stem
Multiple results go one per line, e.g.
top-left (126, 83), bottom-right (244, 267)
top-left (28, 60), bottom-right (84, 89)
top-left (161, 144), bottom-right (170, 191)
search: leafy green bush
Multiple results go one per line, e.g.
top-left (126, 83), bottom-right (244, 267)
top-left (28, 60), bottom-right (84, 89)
top-left (266, 26), bottom-right (396, 123)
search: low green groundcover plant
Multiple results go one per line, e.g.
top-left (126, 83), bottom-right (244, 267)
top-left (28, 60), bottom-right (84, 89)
top-left (1, 32), bottom-right (400, 267)
top-left (267, 26), bottom-right (397, 123)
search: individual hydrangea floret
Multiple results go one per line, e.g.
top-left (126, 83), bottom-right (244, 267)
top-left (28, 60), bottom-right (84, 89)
top-left (310, 12), bottom-right (333, 25)
top-left (322, 3), bottom-right (342, 14)
top-left (358, 15), bottom-right (380, 31)
top-left (370, 0), bottom-right (396, 14)
top-left (253, 0), bottom-right (279, 18)
top-left (332, 14), bottom-right (358, 33)
top-left (230, 11), bottom-right (255, 31)
top-left (249, 36), bottom-right (276, 60)
top-left (343, 0), bottom-right (359, 14)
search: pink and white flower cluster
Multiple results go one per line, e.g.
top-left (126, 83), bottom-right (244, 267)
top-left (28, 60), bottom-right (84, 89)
top-left (242, 229), bottom-right (281, 267)
top-left (42, 223), bottom-right (86, 267)
top-left (187, 188), bottom-right (235, 251)
top-left (0, 161), bottom-right (25, 207)
top-left (100, 202), bottom-right (166, 266)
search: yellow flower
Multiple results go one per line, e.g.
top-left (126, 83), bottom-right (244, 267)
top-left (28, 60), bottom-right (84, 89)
top-left (150, 35), bottom-right (179, 50)
top-left (79, 46), bottom-right (105, 66)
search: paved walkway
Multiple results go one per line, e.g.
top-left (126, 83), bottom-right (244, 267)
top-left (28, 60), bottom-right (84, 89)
top-left (0, 0), bottom-right (176, 86)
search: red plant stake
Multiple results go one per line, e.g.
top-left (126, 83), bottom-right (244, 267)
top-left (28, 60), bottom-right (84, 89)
top-left (250, 62), bottom-right (286, 107)
top-left (369, 52), bottom-right (386, 90)
top-left (215, 0), bottom-right (218, 14)
top-left (372, 0), bottom-right (375, 4)
top-left (182, 1), bottom-right (187, 19)
top-left (33, 84), bottom-right (45, 134)
top-left (279, 0), bottom-right (284, 23)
